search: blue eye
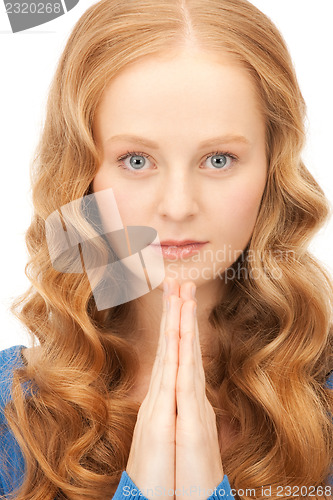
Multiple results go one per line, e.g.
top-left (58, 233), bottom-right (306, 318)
top-left (116, 150), bottom-right (238, 173)
top-left (117, 151), bottom-right (152, 172)
top-left (203, 152), bottom-right (237, 171)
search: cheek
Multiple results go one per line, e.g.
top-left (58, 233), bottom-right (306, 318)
top-left (93, 178), bottom-right (145, 229)
top-left (93, 167), bottom-right (128, 218)
top-left (216, 177), bottom-right (266, 247)
top-left (111, 191), bottom-right (137, 226)
top-left (92, 160), bottom-right (113, 190)
top-left (231, 187), bottom-right (263, 223)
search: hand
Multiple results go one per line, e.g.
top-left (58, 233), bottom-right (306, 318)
top-left (175, 281), bottom-right (224, 500)
top-left (126, 280), bottom-right (183, 500)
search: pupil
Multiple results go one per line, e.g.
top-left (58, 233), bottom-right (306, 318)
top-left (212, 155), bottom-right (226, 168)
top-left (130, 155), bottom-right (145, 169)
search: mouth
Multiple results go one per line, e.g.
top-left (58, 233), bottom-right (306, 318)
top-left (159, 239), bottom-right (208, 246)
top-left (150, 240), bottom-right (208, 260)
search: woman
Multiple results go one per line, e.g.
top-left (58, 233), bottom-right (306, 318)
top-left (0, 0), bottom-right (332, 498)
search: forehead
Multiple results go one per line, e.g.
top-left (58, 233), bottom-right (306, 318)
top-left (94, 48), bottom-right (264, 146)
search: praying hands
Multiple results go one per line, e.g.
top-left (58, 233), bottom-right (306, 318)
top-left (126, 278), bottom-right (224, 500)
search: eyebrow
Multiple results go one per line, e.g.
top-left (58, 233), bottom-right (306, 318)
top-left (105, 133), bottom-right (251, 149)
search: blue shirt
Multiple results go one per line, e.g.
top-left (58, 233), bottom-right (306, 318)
top-left (0, 345), bottom-right (332, 499)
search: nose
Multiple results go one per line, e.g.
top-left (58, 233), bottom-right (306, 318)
top-left (156, 167), bottom-right (199, 221)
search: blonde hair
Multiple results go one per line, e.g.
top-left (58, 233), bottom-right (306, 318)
top-left (3, 0), bottom-right (333, 498)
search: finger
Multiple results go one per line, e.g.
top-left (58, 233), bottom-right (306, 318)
top-left (147, 299), bottom-right (168, 398)
top-left (176, 299), bottom-right (199, 417)
top-left (148, 293), bottom-right (179, 407)
top-left (156, 277), bottom-right (181, 372)
top-left (179, 280), bottom-right (196, 303)
top-left (167, 277), bottom-right (181, 298)
top-left (152, 294), bottom-right (181, 415)
top-left (192, 306), bottom-right (208, 427)
top-left (193, 305), bottom-right (206, 388)
top-left (143, 279), bottom-right (181, 415)
top-left (179, 281), bottom-right (201, 384)
top-left (179, 284), bottom-right (205, 389)
top-left (158, 278), bottom-right (171, 338)
top-left (157, 278), bottom-right (180, 348)
top-left (184, 301), bottom-right (205, 407)
top-left (162, 294), bottom-right (182, 364)
top-left (157, 288), bottom-right (180, 373)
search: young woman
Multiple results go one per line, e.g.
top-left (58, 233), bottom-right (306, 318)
top-left (1, 0), bottom-right (332, 499)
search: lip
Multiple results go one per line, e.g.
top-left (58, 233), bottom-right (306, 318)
top-left (159, 239), bottom-right (207, 246)
top-left (150, 241), bottom-right (208, 260)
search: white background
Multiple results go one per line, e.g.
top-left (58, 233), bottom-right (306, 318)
top-left (0, 1), bottom-right (332, 351)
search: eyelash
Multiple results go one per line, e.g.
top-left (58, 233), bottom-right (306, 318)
top-left (116, 150), bottom-right (238, 174)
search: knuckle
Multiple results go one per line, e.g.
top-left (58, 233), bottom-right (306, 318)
top-left (176, 379), bottom-right (195, 393)
top-left (178, 358), bottom-right (195, 368)
top-left (160, 381), bottom-right (168, 392)
top-left (186, 299), bottom-right (197, 309)
top-left (164, 328), bottom-right (178, 338)
top-left (181, 329), bottom-right (194, 339)
top-left (148, 422), bottom-right (162, 441)
top-left (160, 367), bottom-right (176, 389)
top-left (160, 377), bottom-right (172, 392)
top-left (163, 357), bottom-right (178, 369)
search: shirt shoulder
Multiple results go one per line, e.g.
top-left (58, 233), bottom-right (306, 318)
top-left (0, 345), bottom-right (27, 424)
top-left (0, 345), bottom-right (28, 496)
top-left (326, 370), bottom-right (333, 390)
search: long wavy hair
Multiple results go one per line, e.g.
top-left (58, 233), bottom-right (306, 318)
top-left (2, 0), bottom-right (333, 498)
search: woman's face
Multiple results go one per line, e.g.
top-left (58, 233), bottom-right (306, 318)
top-left (92, 47), bottom-right (267, 287)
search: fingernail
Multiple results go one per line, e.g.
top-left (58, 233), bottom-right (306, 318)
top-left (191, 286), bottom-right (196, 298)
